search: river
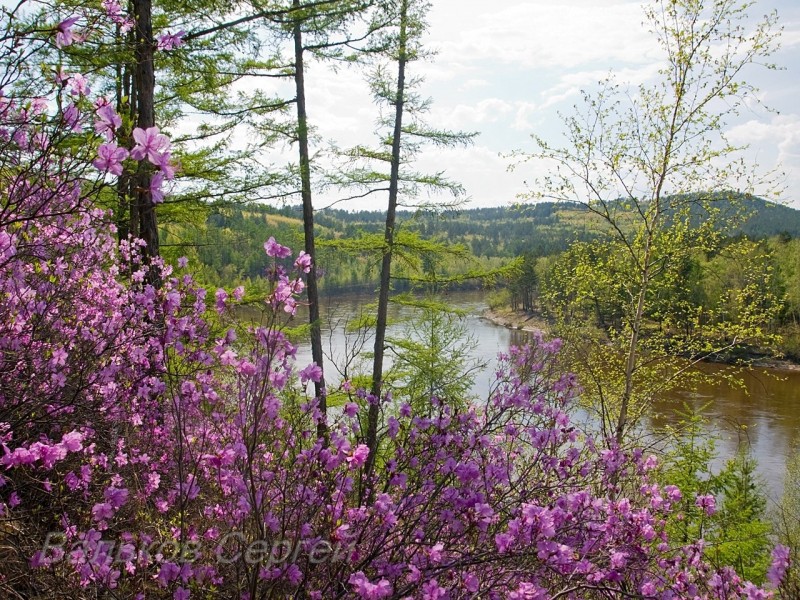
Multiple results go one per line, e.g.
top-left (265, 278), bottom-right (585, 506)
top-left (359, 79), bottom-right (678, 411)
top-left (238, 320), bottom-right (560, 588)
top-left (293, 290), bottom-right (800, 503)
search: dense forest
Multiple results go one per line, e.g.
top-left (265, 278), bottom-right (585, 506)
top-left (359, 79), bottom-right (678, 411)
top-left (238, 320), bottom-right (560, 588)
top-left (3, 0), bottom-right (800, 598)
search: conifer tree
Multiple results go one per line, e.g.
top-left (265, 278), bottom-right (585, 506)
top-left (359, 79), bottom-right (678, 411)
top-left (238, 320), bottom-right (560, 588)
top-left (321, 0), bottom-right (478, 478)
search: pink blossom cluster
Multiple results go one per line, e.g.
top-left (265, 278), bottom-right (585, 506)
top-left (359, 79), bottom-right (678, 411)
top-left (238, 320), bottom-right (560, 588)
top-left (157, 30), bottom-right (186, 51)
top-left (90, 102), bottom-right (176, 203)
top-left (102, 0), bottom-right (134, 32)
top-left (55, 16), bottom-right (81, 49)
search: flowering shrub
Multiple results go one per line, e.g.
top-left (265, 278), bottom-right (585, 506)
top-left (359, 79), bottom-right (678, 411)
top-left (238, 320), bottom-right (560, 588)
top-left (0, 3), bottom-right (792, 599)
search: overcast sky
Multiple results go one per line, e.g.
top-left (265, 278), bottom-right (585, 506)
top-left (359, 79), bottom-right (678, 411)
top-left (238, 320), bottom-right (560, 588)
top-left (295, 0), bottom-right (800, 211)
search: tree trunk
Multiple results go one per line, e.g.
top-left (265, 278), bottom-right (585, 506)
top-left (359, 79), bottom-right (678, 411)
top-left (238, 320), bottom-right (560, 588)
top-left (132, 0), bottom-right (160, 282)
top-left (614, 227), bottom-right (655, 445)
top-left (116, 40), bottom-right (133, 243)
top-left (293, 0), bottom-right (327, 440)
top-left (365, 0), bottom-right (408, 486)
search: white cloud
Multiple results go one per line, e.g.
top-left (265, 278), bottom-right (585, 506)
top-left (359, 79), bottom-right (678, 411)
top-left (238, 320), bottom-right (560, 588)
top-left (538, 64), bottom-right (661, 109)
top-left (431, 98), bottom-right (514, 127)
top-left (512, 102), bottom-right (540, 132)
top-left (726, 113), bottom-right (800, 201)
top-left (427, 0), bottom-right (656, 71)
top-left (728, 114), bottom-right (800, 163)
top-left (414, 145), bottom-right (523, 207)
top-left (204, 0), bottom-right (800, 210)
top-left (460, 79), bottom-right (490, 91)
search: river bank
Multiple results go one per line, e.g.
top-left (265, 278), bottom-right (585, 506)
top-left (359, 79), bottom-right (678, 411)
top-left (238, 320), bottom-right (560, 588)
top-left (481, 308), bottom-right (553, 335)
top-left (481, 307), bottom-right (800, 373)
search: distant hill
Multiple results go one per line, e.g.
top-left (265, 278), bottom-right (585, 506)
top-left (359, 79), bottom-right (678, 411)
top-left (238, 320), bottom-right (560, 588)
top-left (164, 195), bottom-right (800, 289)
top-left (309, 194), bottom-right (800, 254)
top-left (727, 196), bottom-right (800, 238)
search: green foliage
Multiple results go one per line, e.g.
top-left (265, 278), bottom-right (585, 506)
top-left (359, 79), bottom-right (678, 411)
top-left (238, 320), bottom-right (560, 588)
top-left (710, 452), bottom-right (772, 583)
top-left (387, 304), bottom-right (483, 414)
top-left (659, 411), bottom-right (772, 584)
top-left (659, 412), bottom-right (719, 544)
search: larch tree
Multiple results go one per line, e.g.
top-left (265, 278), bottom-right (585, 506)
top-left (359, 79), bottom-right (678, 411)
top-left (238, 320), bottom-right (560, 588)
top-left (48, 0), bottom-right (304, 263)
top-left (322, 0), bottom-right (478, 482)
top-left (261, 0), bottom-right (390, 438)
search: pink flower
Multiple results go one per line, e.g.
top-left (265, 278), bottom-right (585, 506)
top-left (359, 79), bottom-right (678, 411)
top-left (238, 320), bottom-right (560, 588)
top-left (63, 103), bottom-right (81, 131)
top-left (130, 126), bottom-right (170, 164)
top-left (640, 581), bottom-right (657, 596)
top-left (91, 502), bottom-right (114, 522)
top-left (174, 588), bottom-right (190, 600)
top-left (55, 16), bottom-right (79, 48)
top-left (104, 486), bottom-right (128, 509)
top-left (157, 30), bottom-right (186, 51)
top-left (495, 532), bottom-right (514, 553)
top-left (60, 431), bottom-right (84, 452)
top-left (348, 571), bottom-right (392, 599)
top-left (153, 151), bottom-right (176, 180)
top-left (695, 493), bottom-right (716, 516)
top-left (346, 444), bottom-right (369, 468)
top-left (610, 550), bottom-right (628, 569)
top-left (102, 0), bottom-right (123, 17)
top-left (149, 171), bottom-right (165, 204)
top-left (299, 362), bottom-right (323, 384)
top-left (767, 544), bottom-right (790, 588)
top-left (421, 580), bottom-right (446, 600)
top-left (30, 97), bottom-right (48, 115)
top-left (157, 562), bottom-right (180, 587)
top-left (95, 104), bottom-right (122, 140)
top-left (68, 73), bottom-right (90, 96)
top-left (264, 237), bottom-right (291, 258)
top-left (93, 142), bottom-right (129, 176)
top-left (215, 288), bottom-right (228, 313)
top-left (294, 251), bottom-right (312, 273)
top-left (102, 0), bottom-right (133, 31)
top-left (664, 484), bottom-right (682, 503)
top-left (285, 564), bottom-right (302, 585)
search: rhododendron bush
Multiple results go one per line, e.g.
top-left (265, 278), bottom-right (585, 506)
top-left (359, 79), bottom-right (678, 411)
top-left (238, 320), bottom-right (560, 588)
top-left (0, 5), bottom-right (791, 600)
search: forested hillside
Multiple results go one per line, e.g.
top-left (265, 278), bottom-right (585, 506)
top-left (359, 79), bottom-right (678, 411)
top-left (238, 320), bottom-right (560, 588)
top-left (167, 195), bottom-right (800, 290)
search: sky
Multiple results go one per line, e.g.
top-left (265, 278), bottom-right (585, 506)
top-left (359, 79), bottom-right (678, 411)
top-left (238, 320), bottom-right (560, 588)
top-left (294, 0), bottom-right (800, 211)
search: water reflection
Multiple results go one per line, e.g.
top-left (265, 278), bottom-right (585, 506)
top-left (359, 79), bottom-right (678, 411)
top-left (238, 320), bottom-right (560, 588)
top-left (649, 363), bottom-right (800, 500)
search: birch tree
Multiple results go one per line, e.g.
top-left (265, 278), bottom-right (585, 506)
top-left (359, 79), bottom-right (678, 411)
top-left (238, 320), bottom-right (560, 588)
top-left (513, 0), bottom-right (781, 445)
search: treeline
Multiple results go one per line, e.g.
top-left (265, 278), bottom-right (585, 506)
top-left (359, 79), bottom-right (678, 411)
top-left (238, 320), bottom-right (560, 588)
top-left (505, 231), bottom-right (800, 360)
top-left (161, 202), bottom-right (513, 292)
top-left (165, 195), bottom-right (800, 307)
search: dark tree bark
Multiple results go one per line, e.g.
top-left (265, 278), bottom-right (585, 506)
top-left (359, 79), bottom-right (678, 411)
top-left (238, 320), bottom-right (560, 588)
top-left (365, 0), bottom-right (408, 484)
top-left (293, 0), bottom-right (327, 440)
top-left (133, 0), bottom-right (160, 282)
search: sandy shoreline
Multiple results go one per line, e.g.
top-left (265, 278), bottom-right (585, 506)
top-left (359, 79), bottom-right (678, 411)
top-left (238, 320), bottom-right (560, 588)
top-left (480, 308), bottom-right (552, 334)
top-left (481, 308), bottom-right (800, 373)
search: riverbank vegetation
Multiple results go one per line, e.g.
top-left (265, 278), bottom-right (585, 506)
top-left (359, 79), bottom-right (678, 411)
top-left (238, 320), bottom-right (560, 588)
top-left (2, 0), bottom-right (798, 598)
